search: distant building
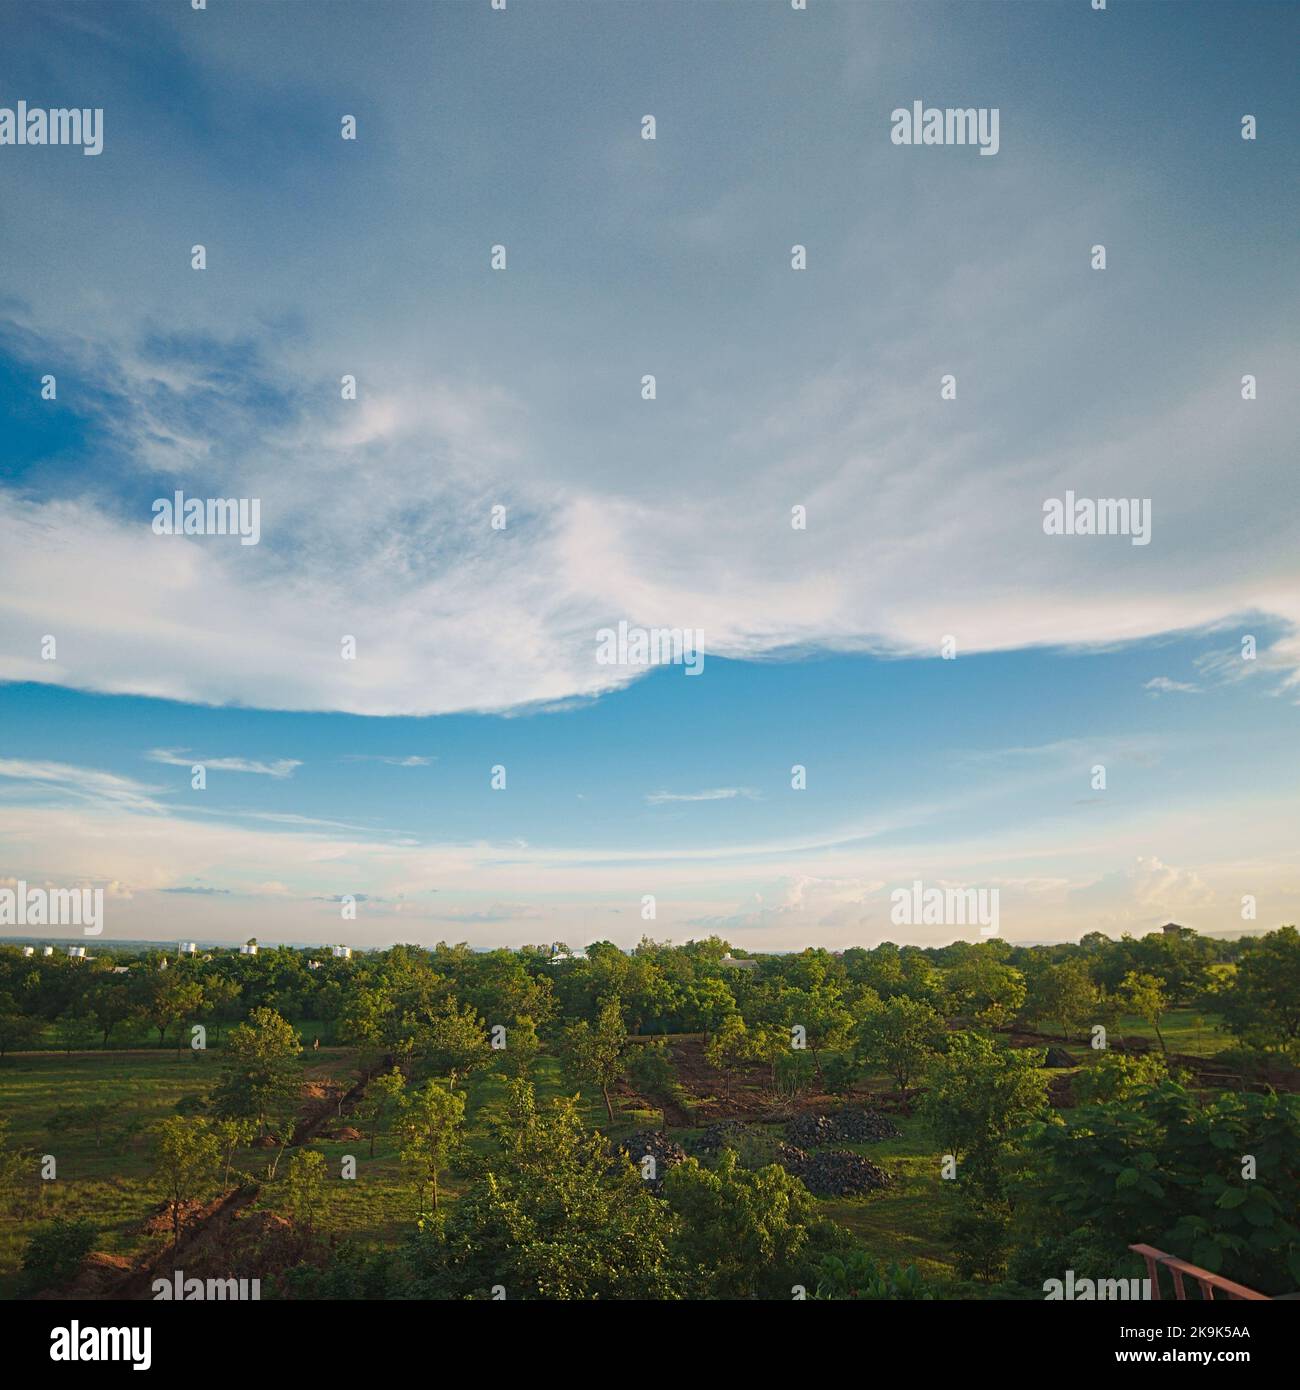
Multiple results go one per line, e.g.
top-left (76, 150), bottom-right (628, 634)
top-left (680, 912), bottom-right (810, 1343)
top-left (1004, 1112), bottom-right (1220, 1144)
top-left (178, 941), bottom-right (198, 954)
top-left (719, 954), bottom-right (758, 972)
top-left (331, 945), bottom-right (352, 960)
top-left (21, 945), bottom-right (34, 957)
top-left (239, 943), bottom-right (258, 956)
top-left (41, 946), bottom-right (54, 956)
top-left (1160, 922), bottom-right (1187, 936)
top-left (66, 945), bottom-right (86, 959)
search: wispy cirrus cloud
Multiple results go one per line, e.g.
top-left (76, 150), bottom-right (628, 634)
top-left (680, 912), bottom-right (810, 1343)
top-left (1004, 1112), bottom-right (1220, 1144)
top-left (0, 759), bottom-right (165, 814)
top-left (343, 754), bottom-right (435, 767)
top-left (646, 787), bottom-right (758, 806)
top-left (147, 748), bottom-right (301, 778)
top-left (1144, 677), bottom-right (1202, 696)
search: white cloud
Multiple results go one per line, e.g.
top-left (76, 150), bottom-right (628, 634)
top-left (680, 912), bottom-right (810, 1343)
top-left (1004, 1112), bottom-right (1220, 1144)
top-left (646, 787), bottom-right (757, 805)
top-left (1144, 677), bottom-right (1202, 696)
top-left (147, 749), bottom-right (301, 778)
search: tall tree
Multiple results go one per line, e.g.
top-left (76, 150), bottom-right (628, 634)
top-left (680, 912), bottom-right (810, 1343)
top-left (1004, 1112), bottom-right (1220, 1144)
top-left (560, 997), bottom-right (627, 1126)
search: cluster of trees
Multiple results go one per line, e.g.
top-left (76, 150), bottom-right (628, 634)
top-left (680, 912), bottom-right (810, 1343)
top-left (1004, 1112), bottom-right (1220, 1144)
top-left (4, 925), bottom-right (1295, 1067)
top-left (4, 924), bottom-right (1298, 1299)
top-left (276, 1078), bottom-right (854, 1301)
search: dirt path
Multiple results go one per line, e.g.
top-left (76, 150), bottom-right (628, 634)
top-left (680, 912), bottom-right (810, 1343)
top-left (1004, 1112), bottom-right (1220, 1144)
top-left (52, 1054), bottom-right (386, 1300)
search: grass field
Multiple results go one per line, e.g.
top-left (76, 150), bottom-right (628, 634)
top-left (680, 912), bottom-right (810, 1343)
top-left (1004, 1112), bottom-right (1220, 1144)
top-left (0, 1008), bottom-right (1258, 1298)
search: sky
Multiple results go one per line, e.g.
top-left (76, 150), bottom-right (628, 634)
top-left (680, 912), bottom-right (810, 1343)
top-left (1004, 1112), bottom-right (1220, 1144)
top-left (1, 0), bottom-right (1297, 950)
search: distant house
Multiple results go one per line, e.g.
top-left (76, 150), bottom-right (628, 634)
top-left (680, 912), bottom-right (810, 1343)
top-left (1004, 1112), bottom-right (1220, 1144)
top-left (178, 941), bottom-right (198, 955)
top-left (21, 945), bottom-right (34, 957)
top-left (718, 954), bottom-right (758, 972)
top-left (66, 946), bottom-right (87, 959)
top-left (1160, 922), bottom-right (1189, 936)
top-left (331, 945), bottom-right (352, 960)
top-left (40, 946), bottom-right (54, 956)
top-left (111, 966), bottom-right (129, 975)
top-left (239, 943), bottom-right (258, 956)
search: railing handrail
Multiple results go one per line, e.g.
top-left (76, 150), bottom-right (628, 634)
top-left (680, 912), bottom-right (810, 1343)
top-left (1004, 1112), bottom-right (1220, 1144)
top-left (1129, 1243), bottom-right (1270, 1301)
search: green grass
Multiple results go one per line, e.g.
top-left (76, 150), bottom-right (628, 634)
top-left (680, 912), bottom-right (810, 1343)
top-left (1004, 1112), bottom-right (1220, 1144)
top-left (2, 1017), bottom-right (1252, 1300)
top-left (0, 1046), bottom-right (361, 1293)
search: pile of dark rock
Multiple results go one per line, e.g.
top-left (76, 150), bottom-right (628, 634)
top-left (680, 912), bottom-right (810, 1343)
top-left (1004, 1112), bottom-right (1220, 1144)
top-left (784, 1108), bottom-right (901, 1147)
top-left (694, 1120), bottom-right (753, 1154)
top-left (618, 1130), bottom-right (688, 1191)
top-left (794, 1149), bottom-right (894, 1197)
top-left (783, 1114), bottom-right (837, 1147)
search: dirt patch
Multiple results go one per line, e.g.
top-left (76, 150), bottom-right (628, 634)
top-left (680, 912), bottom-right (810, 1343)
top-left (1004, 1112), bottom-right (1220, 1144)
top-left (32, 1251), bottom-right (133, 1301)
top-left (663, 1037), bottom-right (884, 1124)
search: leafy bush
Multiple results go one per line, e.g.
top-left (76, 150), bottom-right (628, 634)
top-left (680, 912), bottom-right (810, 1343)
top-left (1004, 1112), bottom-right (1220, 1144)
top-left (1073, 1050), bottom-right (1168, 1104)
top-left (21, 1217), bottom-right (98, 1294)
top-left (814, 1249), bottom-right (934, 1300)
top-left (1017, 1081), bottom-right (1300, 1295)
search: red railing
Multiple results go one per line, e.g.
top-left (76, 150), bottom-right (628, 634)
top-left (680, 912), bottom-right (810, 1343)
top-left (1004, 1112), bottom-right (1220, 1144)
top-left (1129, 1244), bottom-right (1270, 1301)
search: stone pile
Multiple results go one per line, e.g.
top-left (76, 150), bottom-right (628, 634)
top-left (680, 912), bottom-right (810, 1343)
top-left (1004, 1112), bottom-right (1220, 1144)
top-left (795, 1149), bottom-right (894, 1197)
top-left (784, 1108), bottom-right (901, 1147)
top-left (619, 1130), bottom-right (688, 1191)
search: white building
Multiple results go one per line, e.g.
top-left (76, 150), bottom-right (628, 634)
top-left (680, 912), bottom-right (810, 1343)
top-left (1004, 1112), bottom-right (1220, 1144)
top-left (239, 943), bottom-right (258, 956)
top-left (21, 945), bottom-right (34, 956)
top-left (331, 944), bottom-right (352, 960)
top-left (41, 945), bottom-right (54, 956)
top-left (178, 941), bottom-right (198, 955)
top-left (67, 945), bottom-right (87, 959)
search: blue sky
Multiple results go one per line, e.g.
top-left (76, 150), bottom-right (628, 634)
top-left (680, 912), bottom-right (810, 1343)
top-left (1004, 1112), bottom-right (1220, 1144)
top-left (1, 0), bottom-right (1297, 947)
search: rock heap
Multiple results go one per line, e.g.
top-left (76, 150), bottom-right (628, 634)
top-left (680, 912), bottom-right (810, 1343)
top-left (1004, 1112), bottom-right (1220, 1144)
top-left (784, 1108), bottom-right (901, 1147)
top-left (795, 1150), bottom-right (894, 1197)
top-left (618, 1130), bottom-right (688, 1191)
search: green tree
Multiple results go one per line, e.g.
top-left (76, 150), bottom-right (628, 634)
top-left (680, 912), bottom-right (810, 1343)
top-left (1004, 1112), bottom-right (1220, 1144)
top-left (1022, 958), bottom-right (1099, 1038)
top-left (213, 1007), bottom-right (302, 1137)
top-left (0, 991), bottom-right (41, 1057)
top-left (1214, 926), bottom-right (1300, 1053)
top-left (396, 1080), bottom-right (465, 1212)
top-left (854, 996), bottom-right (946, 1090)
top-left (626, 1038), bottom-right (686, 1127)
top-left (661, 1148), bottom-right (824, 1300)
top-left (1121, 970), bottom-right (1170, 1056)
top-left (703, 1011), bottom-right (748, 1100)
top-left (284, 1148), bottom-right (332, 1243)
top-left (152, 1115), bottom-right (220, 1251)
top-left (20, 1217), bottom-right (97, 1295)
top-left (919, 1031), bottom-right (1046, 1194)
top-left (405, 1081), bottom-right (681, 1299)
top-left (497, 1014), bottom-right (541, 1082)
top-left (417, 999), bottom-right (492, 1088)
top-left (136, 971), bottom-right (205, 1050)
top-left (945, 954), bottom-right (1026, 1029)
top-left (1073, 1050), bottom-right (1169, 1105)
top-left (560, 997), bottom-right (627, 1126)
top-left (85, 974), bottom-right (135, 1048)
top-left (211, 1116), bottom-right (255, 1187)
top-left (357, 1066), bottom-right (407, 1158)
